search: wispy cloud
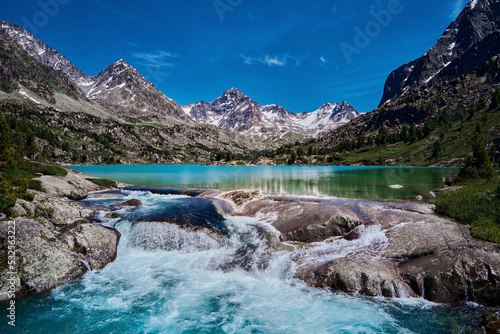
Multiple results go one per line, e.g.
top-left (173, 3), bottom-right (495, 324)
top-left (132, 50), bottom-right (179, 68)
top-left (241, 53), bottom-right (304, 67)
top-left (247, 11), bottom-right (258, 21)
top-left (261, 55), bottom-right (287, 67)
top-left (448, 0), bottom-right (468, 20)
top-left (95, 1), bottom-right (142, 23)
top-left (240, 54), bottom-right (254, 65)
top-left (319, 56), bottom-right (328, 68)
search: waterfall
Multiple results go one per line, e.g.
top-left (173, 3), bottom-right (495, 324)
top-left (293, 224), bottom-right (388, 267)
top-left (128, 222), bottom-right (223, 252)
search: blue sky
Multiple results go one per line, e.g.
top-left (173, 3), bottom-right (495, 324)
top-left (0, 0), bottom-right (470, 113)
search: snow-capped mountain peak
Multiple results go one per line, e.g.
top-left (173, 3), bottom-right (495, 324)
top-left (184, 89), bottom-right (360, 139)
top-left (0, 19), bottom-right (91, 85)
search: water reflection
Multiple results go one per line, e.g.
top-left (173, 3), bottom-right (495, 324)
top-left (71, 165), bottom-right (456, 201)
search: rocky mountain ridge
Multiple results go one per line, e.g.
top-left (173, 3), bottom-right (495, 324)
top-left (311, 0), bottom-right (500, 167)
top-left (0, 20), bottom-right (190, 124)
top-left (380, 0), bottom-right (500, 106)
top-left (182, 88), bottom-right (361, 139)
top-left (0, 22), bottom-right (266, 164)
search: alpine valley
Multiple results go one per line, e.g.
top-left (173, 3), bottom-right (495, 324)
top-left (0, 19), bottom-right (360, 165)
top-left (2, 0), bottom-right (500, 332)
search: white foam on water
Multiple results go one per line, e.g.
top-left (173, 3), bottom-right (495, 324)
top-left (12, 191), bottom-right (477, 333)
top-left (293, 224), bottom-right (389, 267)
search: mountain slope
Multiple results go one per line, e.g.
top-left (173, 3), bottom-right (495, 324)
top-left (380, 0), bottom-right (500, 106)
top-left (0, 20), bottom-right (266, 164)
top-left (301, 0), bottom-right (500, 167)
top-left (0, 20), bottom-right (190, 124)
top-left (183, 88), bottom-right (361, 139)
top-left (0, 20), bottom-right (91, 85)
top-left (0, 25), bottom-right (85, 103)
top-left (80, 59), bottom-right (190, 123)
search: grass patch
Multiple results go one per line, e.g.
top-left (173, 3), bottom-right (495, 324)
top-left (434, 182), bottom-right (498, 224)
top-left (34, 164), bottom-right (68, 176)
top-left (471, 218), bottom-right (500, 243)
top-left (434, 181), bottom-right (500, 243)
top-left (28, 179), bottom-right (43, 191)
top-left (2, 167), bottom-right (35, 180)
top-left (87, 178), bottom-right (117, 188)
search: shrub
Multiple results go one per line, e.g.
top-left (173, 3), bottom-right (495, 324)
top-left (435, 182), bottom-right (500, 244)
top-left (434, 183), bottom-right (498, 224)
top-left (34, 164), bottom-right (68, 176)
top-left (87, 178), bottom-right (117, 188)
top-left (471, 218), bottom-right (500, 244)
top-left (0, 176), bottom-right (17, 214)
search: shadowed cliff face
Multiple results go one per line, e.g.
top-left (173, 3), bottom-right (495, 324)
top-left (380, 0), bottom-right (500, 106)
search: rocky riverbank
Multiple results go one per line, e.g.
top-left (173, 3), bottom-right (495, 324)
top-left (203, 190), bottom-right (500, 307)
top-left (0, 169), bottom-right (121, 301)
top-left (3, 178), bottom-right (500, 309)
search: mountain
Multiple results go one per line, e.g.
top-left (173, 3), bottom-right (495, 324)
top-left (0, 20), bottom-right (266, 164)
top-left (380, 0), bottom-right (500, 106)
top-left (182, 88), bottom-right (361, 139)
top-left (313, 0), bottom-right (500, 167)
top-left (0, 23), bottom-right (85, 103)
top-left (0, 20), bottom-right (190, 124)
top-left (0, 20), bottom-right (90, 85)
top-left (80, 59), bottom-right (190, 123)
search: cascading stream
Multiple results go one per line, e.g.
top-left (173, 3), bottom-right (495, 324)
top-left (7, 190), bottom-right (482, 334)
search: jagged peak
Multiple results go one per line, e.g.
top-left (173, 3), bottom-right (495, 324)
top-left (223, 87), bottom-right (246, 97)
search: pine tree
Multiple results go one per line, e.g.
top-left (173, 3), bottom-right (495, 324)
top-left (0, 112), bottom-right (11, 160)
top-left (492, 89), bottom-right (500, 109)
top-left (460, 133), bottom-right (495, 180)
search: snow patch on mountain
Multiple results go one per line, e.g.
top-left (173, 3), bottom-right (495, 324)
top-left (183, 89), bottom-right (360, 139)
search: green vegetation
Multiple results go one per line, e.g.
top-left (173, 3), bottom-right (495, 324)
top-left (0, 109), bottom-right (75, 216)
top-left (434, 127), bottom-right (499, 244)
top-left (87, 178), bottom-right (117, 187)
top-left (34, 164), bottom-right (68, 176)
top-left (435, 182), bottom-right (500, 243)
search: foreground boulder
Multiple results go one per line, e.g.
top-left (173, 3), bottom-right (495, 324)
top-left (297, 255), bottom-right (417, 298)
top-left (0, 218), bottom-right (119, 300)
top-left (0, 167), bottom-right (120, 301)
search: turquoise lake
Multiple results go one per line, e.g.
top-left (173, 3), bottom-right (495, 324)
top-left (70, 165), bottom-right (457, 201)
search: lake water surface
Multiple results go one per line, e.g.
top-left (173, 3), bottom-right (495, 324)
top-left (71, 165), bottom-right (456, 201)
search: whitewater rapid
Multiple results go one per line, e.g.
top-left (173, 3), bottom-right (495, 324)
top-left (7, 190), bottom-right (481, 333)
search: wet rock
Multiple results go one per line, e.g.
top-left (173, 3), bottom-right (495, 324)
top-left (281, 216), bottom-right (361, 243)
top-left (398, 249), bottom-right (500, 306)
top-left (115, 199), bottom-right (143, 207)
top-left (479, 312), bottom-right (500, 334)
top-left (62, 223), bottom-right (120, 270)
top-left (202, 190), bottom-right (500, 306)
top-left (0, 217), bottom-right (120, 301)
top-left (297, 256), bottom-right (416, 298)
top-left (0, 218), bottom-right (86, 299)
top-left (105, 213), bottom-right (125, 219)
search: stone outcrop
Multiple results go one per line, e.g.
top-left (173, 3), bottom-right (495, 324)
top-left (297, 255), bottom-right (417, 298)
top-left (38, 169), bottom-right (111, 200)
top-left (0, 218), bottom-right (119, 300)
top-left (0, 168), bottom-right (120, 301)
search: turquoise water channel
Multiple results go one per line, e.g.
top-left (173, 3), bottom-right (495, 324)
top-left (70, 165), bottom-right (456, 201)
